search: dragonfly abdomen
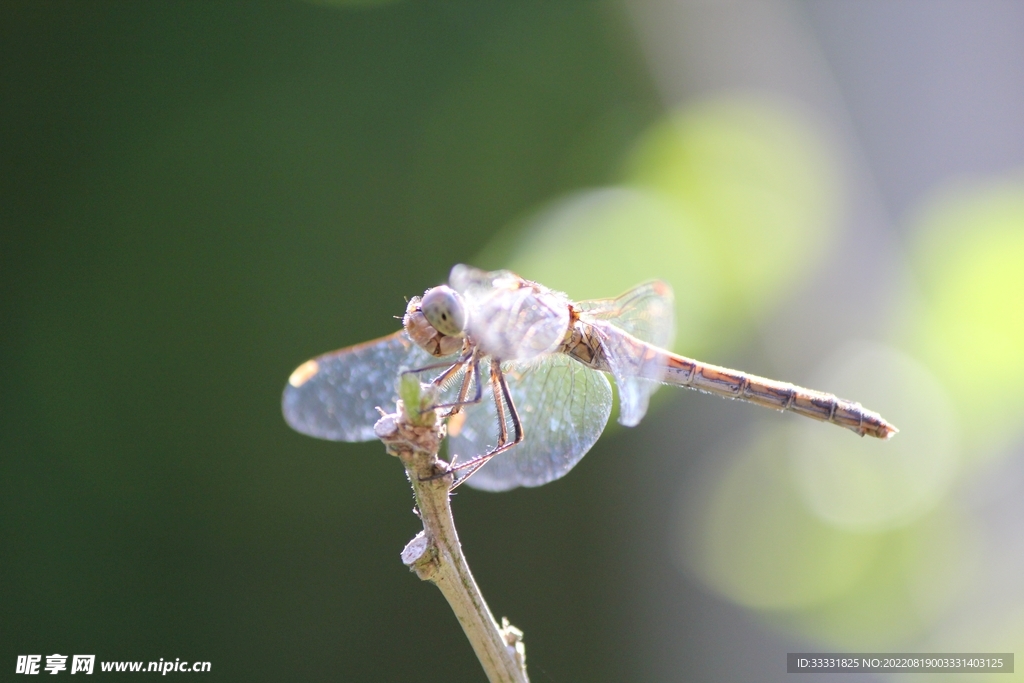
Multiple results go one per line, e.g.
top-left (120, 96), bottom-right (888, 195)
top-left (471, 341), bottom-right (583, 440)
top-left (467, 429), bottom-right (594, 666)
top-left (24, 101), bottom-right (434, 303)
top-left (560, 316), bottom-right (896, 439)
top-left (659, 352), bottom-right (896, 439)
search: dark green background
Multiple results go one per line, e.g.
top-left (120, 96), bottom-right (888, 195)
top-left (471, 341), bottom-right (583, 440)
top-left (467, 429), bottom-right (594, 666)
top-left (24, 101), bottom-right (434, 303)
top-left (2, 2), bottom-right (669, 680)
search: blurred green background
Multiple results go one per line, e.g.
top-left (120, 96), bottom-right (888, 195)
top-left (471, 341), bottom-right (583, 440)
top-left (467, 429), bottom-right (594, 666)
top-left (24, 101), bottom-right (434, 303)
top-left (3, 2), bottom-right (1023, 681)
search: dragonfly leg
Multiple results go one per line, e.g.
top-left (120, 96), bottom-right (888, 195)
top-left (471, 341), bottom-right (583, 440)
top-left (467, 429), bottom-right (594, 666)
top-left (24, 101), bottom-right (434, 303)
top-left (491, 359), bottom-right (510, 446)
top-left (421, 359), bottom-right (526, 488)
top-left (401, 359), bottom-right (458, 377)
top-left (446, 359), bottom-right (525, 490)
top-left (430, 352), bottom-right (485, 416)
top-left (401, 349), bottom-right (478, 416)
top-left (496, 359), bottom-right (524, 449)
top-left (401, 344), bottom-right (474, 386)
top-left (420, 359), bottom-right (504, 485)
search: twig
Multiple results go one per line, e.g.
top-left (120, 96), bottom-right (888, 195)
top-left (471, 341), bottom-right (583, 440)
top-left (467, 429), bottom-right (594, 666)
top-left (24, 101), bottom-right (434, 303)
top-left (374, 375), bottom-right (529, 683)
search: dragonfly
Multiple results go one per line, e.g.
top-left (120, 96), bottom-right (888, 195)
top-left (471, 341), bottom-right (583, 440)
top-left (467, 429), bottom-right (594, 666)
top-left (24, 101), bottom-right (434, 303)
top-left (283, 265), bottom-right (897, 491)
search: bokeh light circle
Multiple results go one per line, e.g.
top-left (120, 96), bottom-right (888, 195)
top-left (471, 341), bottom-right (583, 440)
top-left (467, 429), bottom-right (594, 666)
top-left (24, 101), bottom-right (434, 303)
top-left (678, 430), bottom-right (881, 610)
top-left (910, 180), bottom-right (1024, 452)
top-left (624, 95), bottom-right (840, 323)
top-left (485, 186), bottom-right (719, 354)
top-left (790, 341), bottom-right (960, 532)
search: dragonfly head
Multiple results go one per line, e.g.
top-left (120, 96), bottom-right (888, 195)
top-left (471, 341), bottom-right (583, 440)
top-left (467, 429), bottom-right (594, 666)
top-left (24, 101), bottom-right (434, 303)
top-left (420, 285), bottom-right (467, 337)
top-left (404, 286), bottom-right (467, 357)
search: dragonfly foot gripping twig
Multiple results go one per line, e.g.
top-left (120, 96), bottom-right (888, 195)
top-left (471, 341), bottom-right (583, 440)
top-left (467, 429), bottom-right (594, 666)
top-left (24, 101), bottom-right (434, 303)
top-left (374, 374), bottom-right (529, 683)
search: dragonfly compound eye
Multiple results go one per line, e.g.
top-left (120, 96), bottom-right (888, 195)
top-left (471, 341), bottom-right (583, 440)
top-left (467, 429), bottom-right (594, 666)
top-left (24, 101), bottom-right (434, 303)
top-left (421, 286), bottom-right (467, 337)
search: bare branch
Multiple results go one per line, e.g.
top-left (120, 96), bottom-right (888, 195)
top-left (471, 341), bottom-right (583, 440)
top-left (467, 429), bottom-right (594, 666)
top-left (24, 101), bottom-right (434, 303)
top-left (375, 375), bottom-right (529, 683)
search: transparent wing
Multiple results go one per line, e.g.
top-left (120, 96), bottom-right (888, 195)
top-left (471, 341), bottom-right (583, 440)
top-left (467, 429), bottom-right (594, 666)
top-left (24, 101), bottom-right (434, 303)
top-left (449, 354), bottom-right (613, 492)
top-left (282, 331), bottom-right (441, 442)
top-left (578, 281), bottom-right (675, 427)
top-left (577, 280), bottom-right (675, 349)
top-left (449, 264), bottom-right (571, 362)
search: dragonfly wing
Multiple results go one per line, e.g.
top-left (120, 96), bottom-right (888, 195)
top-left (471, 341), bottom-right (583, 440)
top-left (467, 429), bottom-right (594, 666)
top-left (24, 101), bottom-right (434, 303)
top-left (591, 322), bottom-right (666, 427)
top-left (449, 354), bottom-right (612, 492)
top-left (449, 264), bottom-right (571, 361)
top-left (577, 280), bottom-right (675, 350)
top-left (579, 282), bottom-right (675, 428)
top-left (282, 331), bottom-right (439, 442)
